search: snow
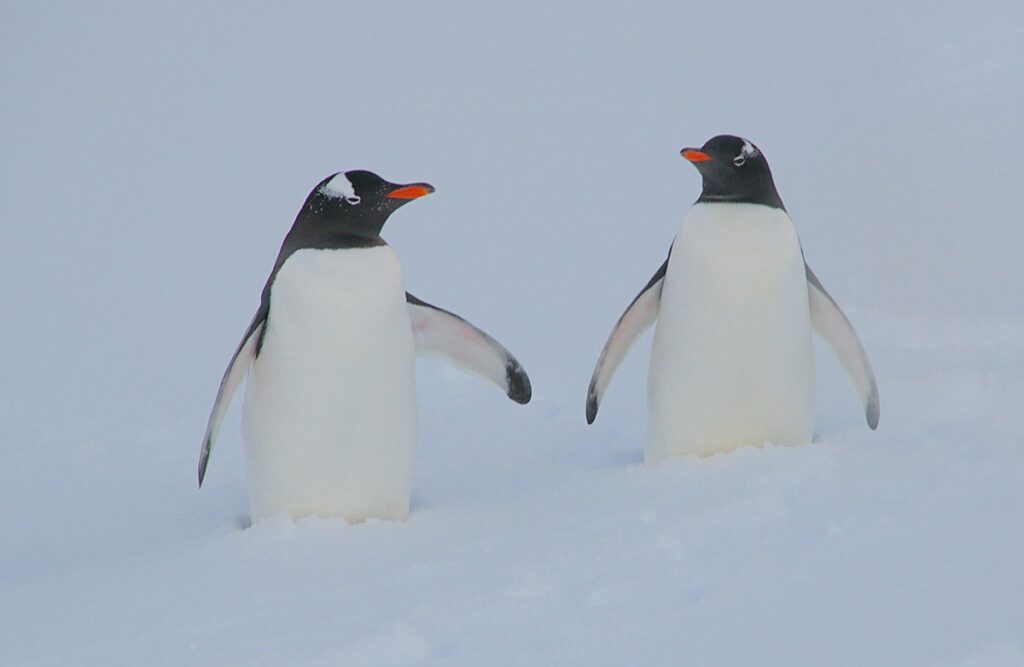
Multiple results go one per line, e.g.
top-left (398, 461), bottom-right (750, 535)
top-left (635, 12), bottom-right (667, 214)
top-left (2, 2), bottom-right (1023, 665)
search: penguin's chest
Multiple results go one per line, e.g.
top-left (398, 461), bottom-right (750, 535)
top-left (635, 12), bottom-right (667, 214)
top-left (255, 246), bottom-right (415, 395)
top-left (647, 203), bottom-right (814, 460)
top-left (242, 246), bottom-right (418, 521)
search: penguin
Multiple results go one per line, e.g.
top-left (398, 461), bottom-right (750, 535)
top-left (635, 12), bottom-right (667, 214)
top-left (198, 170), bottom-right (531, 522)
top-left (586, 136), bottom-right (878, 463)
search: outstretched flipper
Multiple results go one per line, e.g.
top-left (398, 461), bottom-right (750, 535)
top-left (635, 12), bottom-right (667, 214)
top-left (586, 256), bottom-right (668, 424)
top-left (407, 293), bottom-right (531, 404)
top-left (805, 264), bottom-right (880, 429)
top-left (198, 308), bottom-right (267, 487)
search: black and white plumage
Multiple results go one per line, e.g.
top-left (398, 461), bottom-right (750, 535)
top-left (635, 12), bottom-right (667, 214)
top-left (199, 171), bottom-right (531, 521)
top-left (587, 136), bottom-right (878, 461)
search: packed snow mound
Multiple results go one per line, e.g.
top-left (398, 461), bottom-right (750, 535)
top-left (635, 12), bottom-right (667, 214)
top-left (3, 315), bottom-right (1022, 665)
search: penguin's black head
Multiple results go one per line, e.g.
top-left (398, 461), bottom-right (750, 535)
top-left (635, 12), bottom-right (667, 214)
top-left (299, 170), bottom-right (435, 241)
top-left (681, 135), bottom-right (785, 210)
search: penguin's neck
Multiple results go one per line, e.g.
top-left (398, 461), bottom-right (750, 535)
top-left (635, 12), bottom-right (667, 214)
top-left (285, 219), bottom-right (388, 252)
top-left (697, 179), bottom-right (786, 211)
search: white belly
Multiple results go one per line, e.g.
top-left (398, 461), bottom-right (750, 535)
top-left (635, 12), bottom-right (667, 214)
top-left (242, 246), bottom-right (417, 522)
top-left (646, 203), bottom-right (815, 462)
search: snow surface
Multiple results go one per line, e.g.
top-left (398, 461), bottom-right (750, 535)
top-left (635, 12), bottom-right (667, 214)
top-left (2, 2), bottom-right (1023, 665)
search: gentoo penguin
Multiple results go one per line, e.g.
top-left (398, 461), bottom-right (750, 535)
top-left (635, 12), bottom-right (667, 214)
top-left (586, 135), bottom-right (878, 462)
top-left (199, 170), bottom-right (531, 522)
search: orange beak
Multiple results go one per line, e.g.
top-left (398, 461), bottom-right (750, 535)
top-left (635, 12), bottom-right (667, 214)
top-left (387, 184), bottom-right (435, 200)
top-left (681, 149), bottom-right (712, 163)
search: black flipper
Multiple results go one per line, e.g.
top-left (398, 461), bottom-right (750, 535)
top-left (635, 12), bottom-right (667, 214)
top-left (586, 254), bottom-right (669, 424)
top-left (805, 263), bottom-right (880, 429)
top-left (407, 293), bottom-right (531, 404)
top-left (198, 306), bottom-right (267, 487)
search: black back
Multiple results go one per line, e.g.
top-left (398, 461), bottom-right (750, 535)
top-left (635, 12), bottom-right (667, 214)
top-left (684, 135), bottom-right (786, 210)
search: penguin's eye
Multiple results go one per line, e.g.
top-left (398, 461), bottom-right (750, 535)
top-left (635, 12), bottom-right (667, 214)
top-left (734, 139), bottom-right (759, 167)
top-left (322, 173), bottom-right (362, 206)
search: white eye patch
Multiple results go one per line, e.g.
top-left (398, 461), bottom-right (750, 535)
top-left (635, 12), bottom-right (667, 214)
top-left (733, 139), bottom-right (759, 166)
top-left (321, 173), bottom-right (361, 205)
